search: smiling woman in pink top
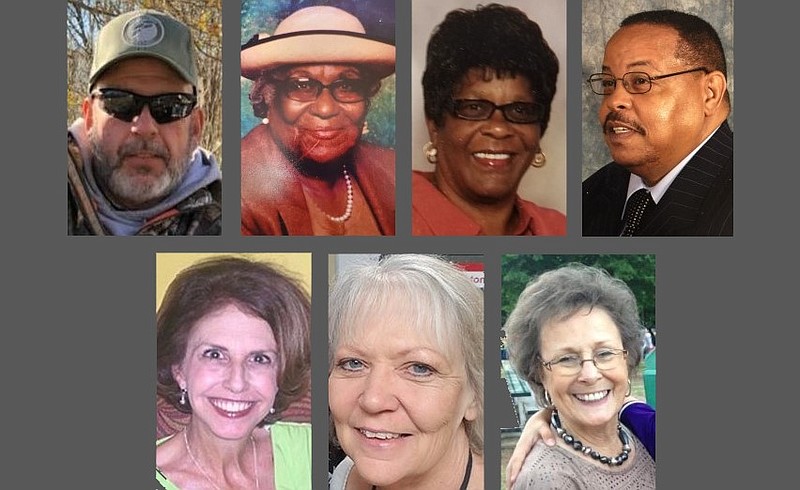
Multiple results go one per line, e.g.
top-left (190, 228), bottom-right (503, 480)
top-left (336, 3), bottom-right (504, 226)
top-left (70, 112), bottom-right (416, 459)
top-left (329, 254), bottom-right (484, 489)
top-left (413, 4), bottom-right (566, 236)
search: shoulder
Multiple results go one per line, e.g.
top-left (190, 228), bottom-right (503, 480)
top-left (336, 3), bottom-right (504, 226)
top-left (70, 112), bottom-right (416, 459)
top-left (583, 162), bottom-right (629, 191)
top-left (271, 420), bottom-right (312, 439)
top-left (517, 198), bottom-right (567, 236)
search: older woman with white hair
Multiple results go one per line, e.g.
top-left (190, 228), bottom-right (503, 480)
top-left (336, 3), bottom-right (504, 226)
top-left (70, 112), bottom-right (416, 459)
top-left (240, 5), bottom-right (396, 235)
top-left (329, 254), bottom-right (484, 489)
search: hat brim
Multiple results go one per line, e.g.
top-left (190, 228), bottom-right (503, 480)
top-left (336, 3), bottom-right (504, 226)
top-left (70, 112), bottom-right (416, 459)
top-left (241, 31), bottom-right (395, 80)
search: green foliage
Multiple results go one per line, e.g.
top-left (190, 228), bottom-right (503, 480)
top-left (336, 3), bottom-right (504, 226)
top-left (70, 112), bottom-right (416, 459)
top-left (501, 254), bottom-right (656, 329)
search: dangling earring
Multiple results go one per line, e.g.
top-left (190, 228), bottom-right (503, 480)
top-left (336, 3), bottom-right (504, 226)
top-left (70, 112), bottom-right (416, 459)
top-left (269, 407), bottom-right (275, 414)
top-left (626, 379), bottom-right (632, 397)
top-left (179, 388), bottom-right (188, 406)
top-left (361, 120), bottom-right (370, 135)
top-left (261, 117), bottom-right (269, 125)
top-left (423, 141), bottom-right (438, 164)
top-left (531, 151), bottom-right (546, 168)
top-left (544, 389), bottom-right (553, 407)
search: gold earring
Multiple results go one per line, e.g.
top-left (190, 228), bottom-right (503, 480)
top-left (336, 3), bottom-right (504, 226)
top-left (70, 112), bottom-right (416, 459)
top-left (423, 141), bottom-right (438, 164)
top-left (531, 151), bottom-right (546, 168)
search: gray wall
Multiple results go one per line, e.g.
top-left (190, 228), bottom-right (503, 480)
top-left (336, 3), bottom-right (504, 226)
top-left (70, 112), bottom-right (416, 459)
top-left (581, 0), bottom-right (734, 180)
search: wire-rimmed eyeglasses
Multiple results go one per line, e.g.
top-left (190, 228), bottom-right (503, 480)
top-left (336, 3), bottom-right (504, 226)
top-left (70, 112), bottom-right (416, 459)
top-left (587, 67), bottom-right (708, 95)
top-left (275, 77), bottom-right (378, 103)
top-left (541, 348), bottom-right (628, 375)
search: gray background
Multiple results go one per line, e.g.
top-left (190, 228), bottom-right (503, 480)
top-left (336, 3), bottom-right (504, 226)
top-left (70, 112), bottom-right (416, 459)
top-left (3, 0), bottom-right (794, 488)
top-left (582, 0), bottom-right (735, 180)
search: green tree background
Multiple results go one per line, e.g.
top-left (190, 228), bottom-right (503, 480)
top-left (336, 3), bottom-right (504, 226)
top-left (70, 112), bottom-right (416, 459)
top-left (501, 254), bottom-right (656, 330)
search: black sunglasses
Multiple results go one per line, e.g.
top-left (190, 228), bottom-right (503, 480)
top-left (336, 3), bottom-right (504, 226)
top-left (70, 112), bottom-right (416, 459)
top-left (91, 88), bottom-right (197, 124)
top-left (451, 99), bottom-right (544, 124)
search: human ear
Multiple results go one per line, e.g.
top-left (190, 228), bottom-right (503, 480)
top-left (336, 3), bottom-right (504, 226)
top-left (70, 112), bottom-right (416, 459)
top-left (172, 364), bottom-right (186, 390)
top-left (190, 107), bottom-right (205, 147)
top-left (82, 96), bottom-right (94, 131)
top-left (703, 71), bottom-right (727, 115)
top-left (425, 118), bottom-right (440, 146)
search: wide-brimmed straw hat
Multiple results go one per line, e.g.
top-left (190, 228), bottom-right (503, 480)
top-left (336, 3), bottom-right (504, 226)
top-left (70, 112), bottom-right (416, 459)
top-left (241, 6), bottom-right (395, 81)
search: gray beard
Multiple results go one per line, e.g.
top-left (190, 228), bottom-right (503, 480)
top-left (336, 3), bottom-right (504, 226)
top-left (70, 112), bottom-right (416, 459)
top-left (89, 131), bottom-right (193, 210)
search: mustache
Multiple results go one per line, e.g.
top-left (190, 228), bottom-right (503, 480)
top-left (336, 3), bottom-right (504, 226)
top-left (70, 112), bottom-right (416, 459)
top-left (118, 138), bottom-right (170, 162)
top-left (603, 111), bottom-right (645, 135)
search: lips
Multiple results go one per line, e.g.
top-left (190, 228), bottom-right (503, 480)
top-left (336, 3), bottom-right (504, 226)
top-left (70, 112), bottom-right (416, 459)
top-left (604, 119), bottom-right (644, 136)
top-left (472, 150), bottom-right (515, 168)
top-left (573, 390), bottom-right (610, 402)
top-left (209, 398), bottom-right (256, 418)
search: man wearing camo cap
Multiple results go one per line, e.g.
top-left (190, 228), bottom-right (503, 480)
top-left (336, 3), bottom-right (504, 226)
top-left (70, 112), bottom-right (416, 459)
top-left (68, 9), bottom-right (221, 235)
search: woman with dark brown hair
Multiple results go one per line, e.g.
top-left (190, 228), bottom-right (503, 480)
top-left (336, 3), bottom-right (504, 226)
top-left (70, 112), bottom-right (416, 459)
top-left (155, 256), bottom-right (311, 489)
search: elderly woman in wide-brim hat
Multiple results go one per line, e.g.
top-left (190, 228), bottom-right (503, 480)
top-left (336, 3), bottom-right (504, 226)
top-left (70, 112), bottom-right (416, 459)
top-left (240, 5), bottom-right (396, 236)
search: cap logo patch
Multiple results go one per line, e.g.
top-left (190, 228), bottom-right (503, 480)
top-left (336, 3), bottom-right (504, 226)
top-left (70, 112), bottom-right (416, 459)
top-left (122, 14), bottom-right (164, 47)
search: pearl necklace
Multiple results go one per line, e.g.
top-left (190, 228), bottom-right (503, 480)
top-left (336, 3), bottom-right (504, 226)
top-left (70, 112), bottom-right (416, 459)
top-left (183, 429), bottom-right (260, 489)
top-left (550, 409), bottom-right (631, 466)
top-left (323, 165), bottom-right (353, 223)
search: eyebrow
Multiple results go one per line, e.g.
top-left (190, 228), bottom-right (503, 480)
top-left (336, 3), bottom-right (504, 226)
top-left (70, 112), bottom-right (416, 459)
top-left (602, 60), bottom-right (656, 73)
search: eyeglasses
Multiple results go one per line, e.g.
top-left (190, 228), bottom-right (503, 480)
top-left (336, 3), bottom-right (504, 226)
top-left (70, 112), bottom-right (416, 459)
top-left (587, 67), bottom-right (708, 95)
top-left (541, 348), bottom-right (628, 375)
top-left (276, 77), bottom-right (376, 103)
top-left (451, 99), bottom-right (544, 124)
top-left (91, 88), bottom-right (197, 124)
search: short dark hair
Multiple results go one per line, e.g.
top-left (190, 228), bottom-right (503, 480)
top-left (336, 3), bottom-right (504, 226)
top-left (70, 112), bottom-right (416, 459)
top-left (156, 256), bottom-right (310, 425)
top-left (422, 3), bottom-right (559, 134)
top-left (621, 9), bottom-right (729, 104)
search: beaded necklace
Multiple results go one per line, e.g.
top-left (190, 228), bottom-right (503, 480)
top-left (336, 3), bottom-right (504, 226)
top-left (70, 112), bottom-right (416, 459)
top-left (550, 409), bottom-right (631, 466)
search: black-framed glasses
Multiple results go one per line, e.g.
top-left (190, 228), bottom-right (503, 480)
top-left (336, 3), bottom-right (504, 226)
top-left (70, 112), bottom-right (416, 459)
top-left (541, 348), bottom-right (628, 375)
top-left (91, 88), bottom-right (197, 124)
top-left (587, 67), bottom-right (708, 95)
top-left (450, 99), bottom-right (544, 124)
top-left (276, 77), bottom-right (377, 103)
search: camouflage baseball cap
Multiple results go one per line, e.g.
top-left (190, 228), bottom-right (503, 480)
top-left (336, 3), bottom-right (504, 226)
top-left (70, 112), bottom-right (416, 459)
top-left (89, 9), bottom-right (197, 90)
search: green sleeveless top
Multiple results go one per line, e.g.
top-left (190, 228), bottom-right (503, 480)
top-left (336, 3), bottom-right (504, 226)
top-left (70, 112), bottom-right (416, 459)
top-left (156, 421), bottom-right (312, 490)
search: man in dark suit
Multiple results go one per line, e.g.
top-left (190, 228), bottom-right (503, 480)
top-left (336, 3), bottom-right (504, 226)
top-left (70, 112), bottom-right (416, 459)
top-left (583, 10), bottom-right (732, 236)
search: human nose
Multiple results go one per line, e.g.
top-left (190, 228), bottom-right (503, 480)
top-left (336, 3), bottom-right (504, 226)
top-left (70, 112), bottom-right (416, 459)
top-left (130, 105), bottom-right (158, 136)
top-left (576, 358), bottom-right (603, 381)
top-left (223, 362), bottom-right (248, 393)
top-left (309, 87), bottom-right (340, 118)
top-left (604, 78), bottom-right (633, 111)
top-left (480, 106), bottom-right (513, 138)
top-left (358, 367), bottom-right (399, 413)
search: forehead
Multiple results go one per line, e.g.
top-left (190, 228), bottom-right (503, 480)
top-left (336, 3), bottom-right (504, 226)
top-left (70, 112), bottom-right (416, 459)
top-left (454, 68), bottom-right (533, 99)
top-left (94, 57), bottom-right (192, 92)
top-left (604, 24), bottom-right (680, 72)
top-left (187, 303), bottom-right (276, 348)
top-left (337, 287), bottom-right (460, 359)
top-left (539, 307), bottom-right (622, 354)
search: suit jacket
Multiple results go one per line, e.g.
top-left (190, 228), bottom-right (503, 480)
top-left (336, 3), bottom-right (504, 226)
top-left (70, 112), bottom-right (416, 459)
top-left (241, 124), bottom-right (395, 235)
top-left (583, 121), bottom-right (733, 236)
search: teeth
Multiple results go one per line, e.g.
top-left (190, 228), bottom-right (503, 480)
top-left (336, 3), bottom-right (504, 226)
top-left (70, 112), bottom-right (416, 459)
top-left (360, 429), bottom-right (402, 440)
top-left (575, 391), bottom-right (609, 402)
top-left (611, 127), bottom-right (630, 134)
top-left (473, 152), bottom-right (511, 160)
top-left (211, 400), bottom-right (254, 412)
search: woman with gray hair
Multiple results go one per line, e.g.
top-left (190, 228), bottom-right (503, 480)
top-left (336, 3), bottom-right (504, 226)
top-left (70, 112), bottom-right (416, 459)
top-left (240, 5), bottom-right (396, 236)
top-left (505, 263), bottom-right (655, 489)
top-left (329, 254), bottom-right (484, 489)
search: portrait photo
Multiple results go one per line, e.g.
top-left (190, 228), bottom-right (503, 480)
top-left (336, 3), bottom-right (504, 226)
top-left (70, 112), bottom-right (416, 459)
top-left (582, 0), bottom-right (734, 236)
top-left (501, 254), bottom-right (657, 489)
top-left (240, 0), bottom-right (397, 236)
top-left (411, 0), bottom-right (567, 236)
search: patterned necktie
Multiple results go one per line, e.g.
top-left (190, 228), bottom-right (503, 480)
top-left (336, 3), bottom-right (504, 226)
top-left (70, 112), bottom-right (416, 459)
top-left (620, 189), bottom-right (652, 236)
